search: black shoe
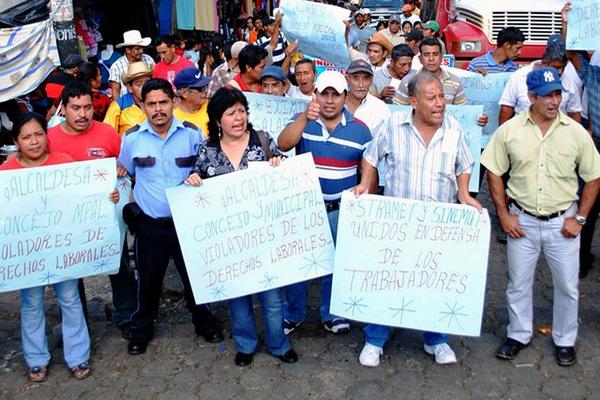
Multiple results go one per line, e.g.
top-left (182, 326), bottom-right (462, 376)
top-left (127, 340), bottom-right (148, 355)
top-left (496, 338), bottom-right (529, 360)
top-left (235, 352), bottom-right (254, 367)
top-left (555, 345), bottom-right (576, 366)
top-left (196, 324), bottom-right (224, 343)
top-left (277, 349), bottom-right (298, 363)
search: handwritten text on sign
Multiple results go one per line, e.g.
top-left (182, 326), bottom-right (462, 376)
top-left (280, 0), bottom-right (351, 66)
top-left (330, 192), bottom-right (490, 336)
top-left (246, 92), bottom-right (308, 156)
top-left (166, 154), bottom-right (335, 304)
top-left (567, 0), bottom-right (600, 50)
top-left (0, 158), bottom-right (120, 293)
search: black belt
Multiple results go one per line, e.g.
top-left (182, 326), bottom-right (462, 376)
top-left (325, 202), bottom-right (340, 212)
top-left (509, 200), bottom-right (567, 221)
top-left (140, 212), bottom-right (174, 229)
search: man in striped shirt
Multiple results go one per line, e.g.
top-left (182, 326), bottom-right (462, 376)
top-left (467, 27), bottom-right (524, 75)
top-left (256, 13), bottom-right (287, 67)
top-left (278, 71), bottom-right (372, 336)
top-left (354, 71), bottom-right (482, 367)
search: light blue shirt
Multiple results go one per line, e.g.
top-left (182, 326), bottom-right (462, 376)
top-left (119, 118), bottom-right (203, 218)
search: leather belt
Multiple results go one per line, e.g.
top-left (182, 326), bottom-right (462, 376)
top-left (141, 213), bottom-right (174, 229)
top-left (509, 199), bottom-right (567, 221)
top-left (325, 202), bottom-right (340, 212)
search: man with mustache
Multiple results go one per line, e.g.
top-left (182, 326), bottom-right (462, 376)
top-left (118, 78), bottom-right (224, 355)
top-left (278, 71), bottom-right (372, 336)
top-left (47, 81), bottom-right (136, 338)
top-left (482, 67), bottom-right (600, 367)
top-left (354, 72), bottom-right (482, 367)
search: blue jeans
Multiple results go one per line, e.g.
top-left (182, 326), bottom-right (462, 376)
top-left (282, 209), bottom-right (340, 323)
top-left (229, 288), bottom-right (291, 355)
top-left (20, 280), bottom-right (90, 368)
top-left (363, 324), bottom-right (448, 348)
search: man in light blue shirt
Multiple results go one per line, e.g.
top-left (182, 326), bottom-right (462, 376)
top-left (467, 27), bottom-right (524, 75)
top-left (118, 78), bottom-right (223, 355)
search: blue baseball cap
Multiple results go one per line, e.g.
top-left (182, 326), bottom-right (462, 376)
top-left (526, 67), bottom-right (565, 96)
top-left (173, 67), bottom-right (213, 90)
top-left (259, 65), bottom-right (286, 82)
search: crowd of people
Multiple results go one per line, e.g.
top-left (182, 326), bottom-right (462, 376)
top-left (1, 0), bottom-right (600, 383)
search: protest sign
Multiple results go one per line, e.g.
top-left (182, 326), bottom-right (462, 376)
top-left (166, 153), bottom-right (335, 304)
top-left (308, 57), bottom-right (347, 77)
top-left (330, 192), bottom-right (490, 336)
top-left (387, 105), bottom-right (483, 192)
top-left (280, 0), bottom-right (351, 66)
top-left (246, 92), bottom-right (309, 156)
top-left (460, 72), bottom-right (512, 147)
top-left (115, 176), bottom-right (132, 247)
top-left (0, 159), bottom-right (120, 293)
top-left (566, 0), bottom-right (600, 50)
top-left (351, 27), bottom-right (376, 53)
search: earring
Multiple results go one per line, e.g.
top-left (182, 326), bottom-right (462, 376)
top-left (218, 126), bottom-right (222, 138)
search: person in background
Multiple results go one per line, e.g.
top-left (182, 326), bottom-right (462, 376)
top-left (379, 14), bottom-right (406, 47)
top-left (173, 67), bottom-right (213, 137)
top-left (400, 3), bottom-right (421, 25)
top-left (375, 20), bottom-right (387, 32)
top-left (256, 13), bottom-right (288, 67)
top-left (402, 20), bottom-right (413, 35)
top-left (183, 38), bottom-right (200, 65)
top-left (372, 44), bottom-right (414, 103)
top-left (260, 65), bottom-right (288, 96)
top-left (209, 41), bottom-right (248, 98)
top-left (185, 87), bottom-right (298, 367)
top-left (109, 30), bottom-right (155, 99)
top-left (78, 62), bottom-right (111, 121)
top-left (249, 16), bottom-right (263, 44)
top-left (287, 59), bottom-right (316, 101)
top-left (153, 35), bottom-right (195, 89)
top-left (422, 21), bottom-right (446, 54)
top-left (227, 45), bottom-right (268, 93)
top-left (104, 62), bottom-right (152, 136)
top-left (0, 112), bottom-right (118, 381)
top-left (468, 27), bottom-right (524, 74)
top-left (45, 54), bottom-right (84, 105)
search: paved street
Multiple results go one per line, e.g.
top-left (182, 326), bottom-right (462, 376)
top-left (1, 190), bottom-right (599, 400)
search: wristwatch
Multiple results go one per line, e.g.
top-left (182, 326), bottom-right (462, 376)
top-left (575, 214), bottom-right (587, 225)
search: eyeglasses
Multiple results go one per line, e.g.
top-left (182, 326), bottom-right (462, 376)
top-left (186, 86), bottom-right (208, 94)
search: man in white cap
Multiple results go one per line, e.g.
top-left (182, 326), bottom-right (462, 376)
top-left (208, 41), bottom-right (248, 98)
top-left (109, 30), bottom-right (155, 99)
top-left (278, 71), bottom-right (372, 336)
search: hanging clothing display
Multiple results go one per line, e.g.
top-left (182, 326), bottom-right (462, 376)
top-left (195, 0), bottom-right (216, 31)
top-left (176, 0), bottom-right (194, 30)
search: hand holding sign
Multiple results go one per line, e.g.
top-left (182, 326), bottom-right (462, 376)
top-left (565, 0), bottom-right (600, 50)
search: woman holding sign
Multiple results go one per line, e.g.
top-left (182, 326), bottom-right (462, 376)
top-left (0, 113), bottom-right (119, 381)
top-left (185, 87), bottom-right (298, 367)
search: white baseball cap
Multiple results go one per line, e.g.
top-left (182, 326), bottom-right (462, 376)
top-left (314, 70), bottom-right (348, 94)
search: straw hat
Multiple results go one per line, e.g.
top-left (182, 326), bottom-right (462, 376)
top-left (367, 32), bottom-right (393, 54)
top-left (116, 30), bottom-right (151, 49)
top-left (121, 62), bottom-right (154, 84)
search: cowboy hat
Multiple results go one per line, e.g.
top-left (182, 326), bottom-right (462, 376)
top-left (121, 61), bottom-right (153, 84)
top-left (116, 30), bottom-right (151, 49)
top-left (367, 32), bottom-right (393, 54)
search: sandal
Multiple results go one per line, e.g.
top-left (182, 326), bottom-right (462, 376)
top-left (70, 362), bottom-right (91, 380)
top-left (28, 365), bottom-right (48, 382)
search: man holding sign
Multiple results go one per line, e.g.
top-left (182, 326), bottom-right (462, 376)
top-left (353, 72), bottom-right (482, 366)
top-left (278, 71), bottom-right (372, 335)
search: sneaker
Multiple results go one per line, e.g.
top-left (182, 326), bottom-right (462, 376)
top-left (323, 318), bottom-right (351, 334)
top-left (283, 319), bottom-right (302, 335)
top-left (424, 343), bottom-right (457, 364)
top-left (359, 343), bottom-right (383, 367)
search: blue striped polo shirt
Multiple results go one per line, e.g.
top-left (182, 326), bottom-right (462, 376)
top-left (467, 51), bottom-right (518, 73)
top-left (290, 109), bottom-right (372, 203)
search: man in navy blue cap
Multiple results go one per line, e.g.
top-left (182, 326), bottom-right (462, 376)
top-left (482, 67), bottom-right (600, 367)
top-left (259, 65), bottom-right (287, 96)
top-left (173, 67), bottom-right (213, 137)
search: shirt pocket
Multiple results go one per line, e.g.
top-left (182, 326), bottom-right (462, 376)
top-left (175, 155), bottom-right (197, 168)
top-left (547, 150), bottom-right (576, 179)
top-left (434, 152), bottom-right (458, 190)
top-left (133, 156), bottom-right (156, 168)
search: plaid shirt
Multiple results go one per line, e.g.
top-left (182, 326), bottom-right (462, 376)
top-left (577, 53), bottom-right (600, 142)
top-left (364, 110), bottom-right (473, 203)
top-left (208, 62), bottom-right (234, 98)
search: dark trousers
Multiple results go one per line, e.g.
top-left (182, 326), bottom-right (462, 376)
top-left (130, 218), bottom-right (213, 341)
top-left (580, 192), bottom-right (600, 266)
top-left (77, 240), bottom-right (138, 329)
